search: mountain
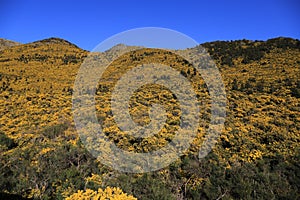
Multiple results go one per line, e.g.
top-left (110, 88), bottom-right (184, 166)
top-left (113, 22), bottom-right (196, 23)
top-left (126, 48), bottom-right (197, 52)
top-left (0, 37), bottom-right (87, 70)
top-left (0, 38), bottom-right (21, 50)
top-left (31, 37), bottom-right (83, 50)
top-left (0, 37), bottom-right (299, 199)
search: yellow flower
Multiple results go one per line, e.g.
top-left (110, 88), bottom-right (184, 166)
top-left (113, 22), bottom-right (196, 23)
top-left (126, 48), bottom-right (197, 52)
top-left (65, 186), bottom-right (137, 200)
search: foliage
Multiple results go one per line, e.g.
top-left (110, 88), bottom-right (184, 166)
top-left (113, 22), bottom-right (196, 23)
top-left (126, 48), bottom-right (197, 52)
top-left (0, 132), bottom-right (17, 150)
top-left (0, 37), bottom-right (299, 199)
top-left (66, 187), bottom-right (137, 200)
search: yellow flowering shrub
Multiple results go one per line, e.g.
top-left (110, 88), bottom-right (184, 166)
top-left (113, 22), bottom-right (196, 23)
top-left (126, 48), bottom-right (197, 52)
top-left (65, 187), bottom-right (137, 200)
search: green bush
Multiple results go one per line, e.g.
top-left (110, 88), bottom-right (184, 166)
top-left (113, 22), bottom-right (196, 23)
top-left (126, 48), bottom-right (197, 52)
top-left (42, 123), bottom-right (69, 139)
top-left (0, 132), bottom-right (16, 150)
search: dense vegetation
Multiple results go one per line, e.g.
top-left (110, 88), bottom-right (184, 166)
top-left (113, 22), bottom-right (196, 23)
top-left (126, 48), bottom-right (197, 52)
top-left (0, 37), bottom-right (299, 199)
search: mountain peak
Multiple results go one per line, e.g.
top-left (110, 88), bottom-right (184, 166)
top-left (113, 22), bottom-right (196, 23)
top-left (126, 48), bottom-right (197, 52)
top-left (105, 43), bottom-right (128, 52)
top-left (31, 37), bottom-right (82, 50)
top-left (36, 37), bottom-right (73, 44)
top-left (104, 43), bottom-right (144, 56)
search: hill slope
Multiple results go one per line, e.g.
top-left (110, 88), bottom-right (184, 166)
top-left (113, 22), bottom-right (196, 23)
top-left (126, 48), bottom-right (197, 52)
top-left (0, 38), bottom-right (21, 50)
top-left (0, 37), bottom-right (299, 199)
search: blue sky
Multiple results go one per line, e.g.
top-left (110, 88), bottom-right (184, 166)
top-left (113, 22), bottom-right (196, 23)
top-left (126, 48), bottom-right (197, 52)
top-left (0, 0), bottom-right (299, 50)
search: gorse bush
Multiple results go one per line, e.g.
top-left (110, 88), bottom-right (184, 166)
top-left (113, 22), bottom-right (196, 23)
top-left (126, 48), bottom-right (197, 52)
top-left (0, 37), bottom-right (299, 199)
top-left (66, 187), bottom-right (137, 200)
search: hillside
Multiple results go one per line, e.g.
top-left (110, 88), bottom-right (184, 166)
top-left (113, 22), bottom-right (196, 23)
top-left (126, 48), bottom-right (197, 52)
top-left (0, 38), bottom-right (21, 51)
top-left (0, 37), bottom-right (299, 199)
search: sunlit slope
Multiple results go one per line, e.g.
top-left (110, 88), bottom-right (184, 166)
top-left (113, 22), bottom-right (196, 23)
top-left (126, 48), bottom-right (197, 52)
top-left (0, 37), bottom-right (299, 199)
top-left (1, 37), bottom-right (298, 160)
